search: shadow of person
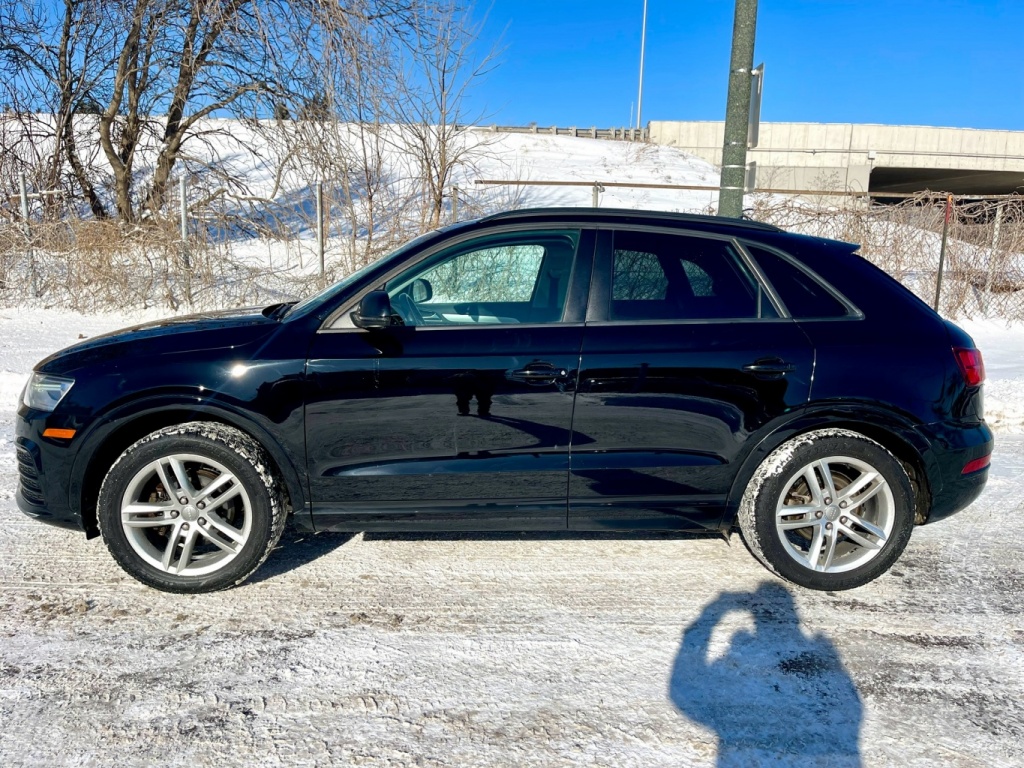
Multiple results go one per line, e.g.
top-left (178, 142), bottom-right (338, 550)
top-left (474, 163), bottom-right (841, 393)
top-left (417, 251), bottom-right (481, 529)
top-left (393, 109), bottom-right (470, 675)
top-left (669, 582), bottom-right (863, 767)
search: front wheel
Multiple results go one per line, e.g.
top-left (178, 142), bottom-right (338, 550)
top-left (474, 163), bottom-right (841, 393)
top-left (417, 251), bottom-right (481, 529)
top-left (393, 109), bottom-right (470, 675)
top-left (97, 422), bottom-right (287, 593)
top-left (738, 429), bottom-right (915, 591)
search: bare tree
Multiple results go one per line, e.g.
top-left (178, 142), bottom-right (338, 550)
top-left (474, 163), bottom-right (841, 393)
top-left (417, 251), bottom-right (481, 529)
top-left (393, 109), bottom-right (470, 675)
top-left (1, 0), bottom-right (405, 223)
top-left (256, 0), bottom-right (427, 269)
top-left (394, 0), bottom-right (497, 231)
top-left (0, 0), bottom-right (108, 218)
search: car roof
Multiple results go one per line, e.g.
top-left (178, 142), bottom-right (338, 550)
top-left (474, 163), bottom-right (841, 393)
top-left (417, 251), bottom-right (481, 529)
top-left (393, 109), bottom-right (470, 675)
top-left (475, 207), bottom-right (783, 234)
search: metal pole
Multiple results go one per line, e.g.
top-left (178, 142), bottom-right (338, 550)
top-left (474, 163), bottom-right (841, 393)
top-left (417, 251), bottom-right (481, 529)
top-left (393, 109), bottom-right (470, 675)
top-left (179, 176), bottom-right (187, 241)
top-left (933, 194), bottom-right (953, 311)
top-left (718, 0), bottom-right (758, 218)
top-left (636, 0), bottom-right (648, 130)
top-left (179, 176), bottom-right (191, 271)
top-left (19, 172), bottom-right (36, 295)
top-left (982, 202), bottom-right (1003, 315)
top-left (451, 185), bottom-right (459, 222)
top-left (18, 172), bottom-right (29, 232)
top-left (593, 183), bottom-right (599, 207)
top-left (316, 181), bottom-right (325, 277)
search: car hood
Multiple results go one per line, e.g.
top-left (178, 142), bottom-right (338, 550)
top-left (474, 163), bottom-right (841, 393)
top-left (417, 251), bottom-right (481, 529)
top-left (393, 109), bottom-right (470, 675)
top-left (36, 306), bottom-right (279, 374)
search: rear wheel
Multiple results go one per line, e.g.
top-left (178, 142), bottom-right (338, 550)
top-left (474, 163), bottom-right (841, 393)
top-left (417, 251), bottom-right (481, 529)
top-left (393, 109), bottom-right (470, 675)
top-left (738, 429), bottom-right (915, 590)
top-left (97, 422), bottom-right (286, 593)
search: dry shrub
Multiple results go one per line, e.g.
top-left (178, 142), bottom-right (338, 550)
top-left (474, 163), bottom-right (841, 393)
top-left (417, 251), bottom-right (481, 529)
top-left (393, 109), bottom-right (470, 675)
top-left (3, 192), bottom-right (1024, 321)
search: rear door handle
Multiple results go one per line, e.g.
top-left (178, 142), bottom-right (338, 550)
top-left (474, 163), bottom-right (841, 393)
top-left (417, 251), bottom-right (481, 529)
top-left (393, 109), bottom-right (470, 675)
top-left (508, 362), bottom-right (568, 384)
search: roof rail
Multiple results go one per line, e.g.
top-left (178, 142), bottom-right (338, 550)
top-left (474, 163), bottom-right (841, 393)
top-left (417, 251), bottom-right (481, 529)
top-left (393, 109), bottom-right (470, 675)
top-left (478, 207), bottom-right (783, 232)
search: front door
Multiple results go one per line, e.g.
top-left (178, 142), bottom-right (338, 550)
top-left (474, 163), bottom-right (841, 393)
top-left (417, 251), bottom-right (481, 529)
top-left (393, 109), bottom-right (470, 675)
top-left (306, 228), bottom-right (594, 531)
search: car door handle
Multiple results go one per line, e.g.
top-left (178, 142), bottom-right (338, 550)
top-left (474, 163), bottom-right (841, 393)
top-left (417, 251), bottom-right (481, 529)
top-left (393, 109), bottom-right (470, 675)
top-left (742, 358), bottom-right (796, 375)
top-left (508, 363), bottom-right (568, 384)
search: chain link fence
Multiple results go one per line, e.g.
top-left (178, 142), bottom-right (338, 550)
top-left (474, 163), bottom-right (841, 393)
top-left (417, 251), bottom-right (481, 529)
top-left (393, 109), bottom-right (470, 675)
top-left (2, 187), bottom-right (1022, 319)
top-left (748, 192), bottom-right (1024, 320)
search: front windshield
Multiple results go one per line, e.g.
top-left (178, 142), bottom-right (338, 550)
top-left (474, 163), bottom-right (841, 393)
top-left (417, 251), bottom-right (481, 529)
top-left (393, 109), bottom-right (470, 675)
top-left (284, 230), bottom-right (441, 320)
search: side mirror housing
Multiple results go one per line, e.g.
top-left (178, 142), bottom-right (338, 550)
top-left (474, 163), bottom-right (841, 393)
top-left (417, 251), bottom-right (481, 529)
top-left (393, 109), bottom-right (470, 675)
top-left (352, 290), bottom-right (396, 329)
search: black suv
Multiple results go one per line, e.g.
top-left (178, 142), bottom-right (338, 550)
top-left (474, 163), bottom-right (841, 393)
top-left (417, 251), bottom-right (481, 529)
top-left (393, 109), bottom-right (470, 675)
top-left (16, 209), bottom-right (992, 593)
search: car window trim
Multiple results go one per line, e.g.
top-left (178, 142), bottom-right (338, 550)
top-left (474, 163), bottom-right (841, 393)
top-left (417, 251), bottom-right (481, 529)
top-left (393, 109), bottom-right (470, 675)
top-left (318, 223), bottom-right (597, 333)
top-left (586, 224), bottom-right (790, 323)
top-left (736, 239), bottom-right (865, 321)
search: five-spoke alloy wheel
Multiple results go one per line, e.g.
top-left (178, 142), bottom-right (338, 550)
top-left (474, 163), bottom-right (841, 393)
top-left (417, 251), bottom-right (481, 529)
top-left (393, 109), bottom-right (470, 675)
top-left (98, 422), bottom-right (286, 593)
top-left (739, 429), bottom-right (915, 591)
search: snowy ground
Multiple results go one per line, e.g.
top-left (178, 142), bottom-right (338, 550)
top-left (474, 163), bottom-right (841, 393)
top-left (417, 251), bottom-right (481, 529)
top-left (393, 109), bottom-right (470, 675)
top-left (1, 309), bottom-right (1022, 767)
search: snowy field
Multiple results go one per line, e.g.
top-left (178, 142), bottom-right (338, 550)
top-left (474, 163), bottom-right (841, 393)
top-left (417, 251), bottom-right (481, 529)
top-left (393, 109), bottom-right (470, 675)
top-left (1, 308), bottom-right (1022, 767)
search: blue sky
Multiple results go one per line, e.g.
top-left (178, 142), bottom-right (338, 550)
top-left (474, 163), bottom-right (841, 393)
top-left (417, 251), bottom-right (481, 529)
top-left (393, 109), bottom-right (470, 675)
top-left (465, 0), bottom-right (1024, 130)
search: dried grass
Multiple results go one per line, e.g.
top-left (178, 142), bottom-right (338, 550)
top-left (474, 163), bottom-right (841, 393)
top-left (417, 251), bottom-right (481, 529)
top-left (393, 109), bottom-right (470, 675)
top-left (2, 193), bottom-right (1023, 320)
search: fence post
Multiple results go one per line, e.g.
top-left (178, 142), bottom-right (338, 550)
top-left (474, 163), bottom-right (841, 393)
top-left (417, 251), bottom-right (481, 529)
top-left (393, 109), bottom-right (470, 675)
top-left (179, 176), bottom-right (191, 272)
top-left (18, 172), bottom-right (29, 233)
top-left (592, 183), bottom-right (606, 207)
top-left (983, 202), bottom-right (1004, 315)
top-left (933, 194), bottom-right (953, 311)
top-left (316, 181), bottom-right (325, 277)
top-left (19, 172), bottom-right (37, 296)
top-left (451, 185), bottom-right (459, 221)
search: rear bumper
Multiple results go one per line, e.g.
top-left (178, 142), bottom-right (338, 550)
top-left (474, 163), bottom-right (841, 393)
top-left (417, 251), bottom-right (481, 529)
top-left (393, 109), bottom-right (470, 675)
top-left (916, 420), bottom-right (993, 524)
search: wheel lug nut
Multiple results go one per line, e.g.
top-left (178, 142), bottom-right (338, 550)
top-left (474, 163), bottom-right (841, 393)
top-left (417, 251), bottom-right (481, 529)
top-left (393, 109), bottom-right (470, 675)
top-left (197, 502), bottom-right (205, 510)
top-left (839, 500), bottom-right (848, 508)
top-left (825, 522), bottom-right (833, 530)
top-left (169, 510), bottom-right (179, 518)
top-left (181, 523), bottom-right (190, 531)
top-left (815, 511), bottom-right (823, 518)
top-left (179, 497), bottom-right (188, 505)
top-left (840, 516), bottom-right (848, 524)
top-left (824, 497), bottom-right (832, 505)
top-left (198, 517), bottom-right (206, 526)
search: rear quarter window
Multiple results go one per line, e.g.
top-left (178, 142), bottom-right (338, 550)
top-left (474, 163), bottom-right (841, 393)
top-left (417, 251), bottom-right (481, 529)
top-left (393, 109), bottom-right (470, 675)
top-left (747, 245), bottom-right (852, 319)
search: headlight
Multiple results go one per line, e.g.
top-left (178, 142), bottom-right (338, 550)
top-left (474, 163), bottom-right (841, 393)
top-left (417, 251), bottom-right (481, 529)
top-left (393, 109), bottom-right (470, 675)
top-left (22, 373), bottom-right (75, 412)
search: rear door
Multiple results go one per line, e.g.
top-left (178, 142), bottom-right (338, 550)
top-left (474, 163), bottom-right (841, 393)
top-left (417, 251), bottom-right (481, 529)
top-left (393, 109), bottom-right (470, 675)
top-left (569, 227), bottom-right (814, 530)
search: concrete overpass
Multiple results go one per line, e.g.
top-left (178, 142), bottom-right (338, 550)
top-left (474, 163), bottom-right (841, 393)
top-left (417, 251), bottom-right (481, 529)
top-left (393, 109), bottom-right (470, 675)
top-left (649, 121), bottom-right (1024, 198)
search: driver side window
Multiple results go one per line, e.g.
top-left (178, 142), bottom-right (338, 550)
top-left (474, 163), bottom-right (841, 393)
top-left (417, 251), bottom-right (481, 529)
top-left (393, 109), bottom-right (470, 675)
top-left (384, 230), bottom-right (580, 326)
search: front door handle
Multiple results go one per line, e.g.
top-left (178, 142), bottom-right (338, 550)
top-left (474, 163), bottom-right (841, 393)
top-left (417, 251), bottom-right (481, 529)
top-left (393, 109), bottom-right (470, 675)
top-left (742, 358), bottom-right (796, 376)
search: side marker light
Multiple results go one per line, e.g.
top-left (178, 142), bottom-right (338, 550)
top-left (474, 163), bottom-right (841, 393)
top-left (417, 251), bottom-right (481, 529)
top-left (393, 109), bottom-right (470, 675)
top-left (42, 428), bottom-right (77, 440)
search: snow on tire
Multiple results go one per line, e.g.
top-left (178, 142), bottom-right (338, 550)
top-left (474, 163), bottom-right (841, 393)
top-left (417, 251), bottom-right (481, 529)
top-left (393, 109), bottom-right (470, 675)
top-left (97, 421), bottom-right (287, 593)
top-left (738, 428), bottom-right (915, 591)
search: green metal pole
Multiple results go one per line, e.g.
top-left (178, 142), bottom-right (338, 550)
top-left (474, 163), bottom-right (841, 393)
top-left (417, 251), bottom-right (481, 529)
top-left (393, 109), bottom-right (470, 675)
top-left (718, 0), bottom-right (758, 219)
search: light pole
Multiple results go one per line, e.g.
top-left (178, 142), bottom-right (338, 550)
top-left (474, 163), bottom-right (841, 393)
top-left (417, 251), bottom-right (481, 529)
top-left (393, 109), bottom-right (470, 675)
top-left (718, 0), bottom-right (758, 218)
top-left (636, 0), bottom-right (648, 130)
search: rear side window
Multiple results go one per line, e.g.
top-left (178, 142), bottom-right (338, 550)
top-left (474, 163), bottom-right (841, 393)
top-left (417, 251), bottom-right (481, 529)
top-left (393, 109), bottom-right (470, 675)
top-left (610, 230), bottom-right (777, 321)
top-left (748, 245), bottom-right (852, 319)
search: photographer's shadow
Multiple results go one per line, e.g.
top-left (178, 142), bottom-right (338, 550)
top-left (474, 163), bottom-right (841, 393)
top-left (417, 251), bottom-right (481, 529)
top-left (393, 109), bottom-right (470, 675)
top-left (669, 582), bottom-right (862, 767)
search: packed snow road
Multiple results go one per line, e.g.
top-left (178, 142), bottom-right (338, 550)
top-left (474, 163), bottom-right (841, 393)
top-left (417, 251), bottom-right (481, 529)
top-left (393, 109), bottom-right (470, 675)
top-left (1, 310), bottom-right (1022, 767)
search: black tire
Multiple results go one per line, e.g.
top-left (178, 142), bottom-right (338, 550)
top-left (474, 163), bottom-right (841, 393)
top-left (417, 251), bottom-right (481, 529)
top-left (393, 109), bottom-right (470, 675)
top-left (97, 422), bottom-right (287, 593)
top-left (738, 428), bottom-right (915, 591)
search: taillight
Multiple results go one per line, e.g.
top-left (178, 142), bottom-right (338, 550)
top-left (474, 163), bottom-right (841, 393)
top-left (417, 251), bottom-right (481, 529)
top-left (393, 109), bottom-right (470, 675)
top-left (954, 347), bottom-right (985, 387)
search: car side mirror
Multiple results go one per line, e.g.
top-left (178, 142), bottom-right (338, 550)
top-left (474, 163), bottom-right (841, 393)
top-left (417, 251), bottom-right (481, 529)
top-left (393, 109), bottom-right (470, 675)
top-left (352, 290), bottom-right (397, 329)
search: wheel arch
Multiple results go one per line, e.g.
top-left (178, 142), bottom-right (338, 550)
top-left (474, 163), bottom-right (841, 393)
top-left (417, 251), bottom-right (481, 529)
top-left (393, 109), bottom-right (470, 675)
top-left (724, 408), bottom-right (934, 528)
top-left (72, 401), bottom-right (307, 538)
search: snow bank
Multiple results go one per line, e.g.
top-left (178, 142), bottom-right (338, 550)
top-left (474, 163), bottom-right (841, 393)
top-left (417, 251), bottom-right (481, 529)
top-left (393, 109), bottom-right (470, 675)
top-left (957, 319), bottom-right (1024, 433)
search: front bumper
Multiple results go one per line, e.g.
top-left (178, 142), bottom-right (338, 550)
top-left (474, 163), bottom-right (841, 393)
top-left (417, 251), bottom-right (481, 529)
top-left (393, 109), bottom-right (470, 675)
top-left (15, 416), bottom-right (83, 532)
